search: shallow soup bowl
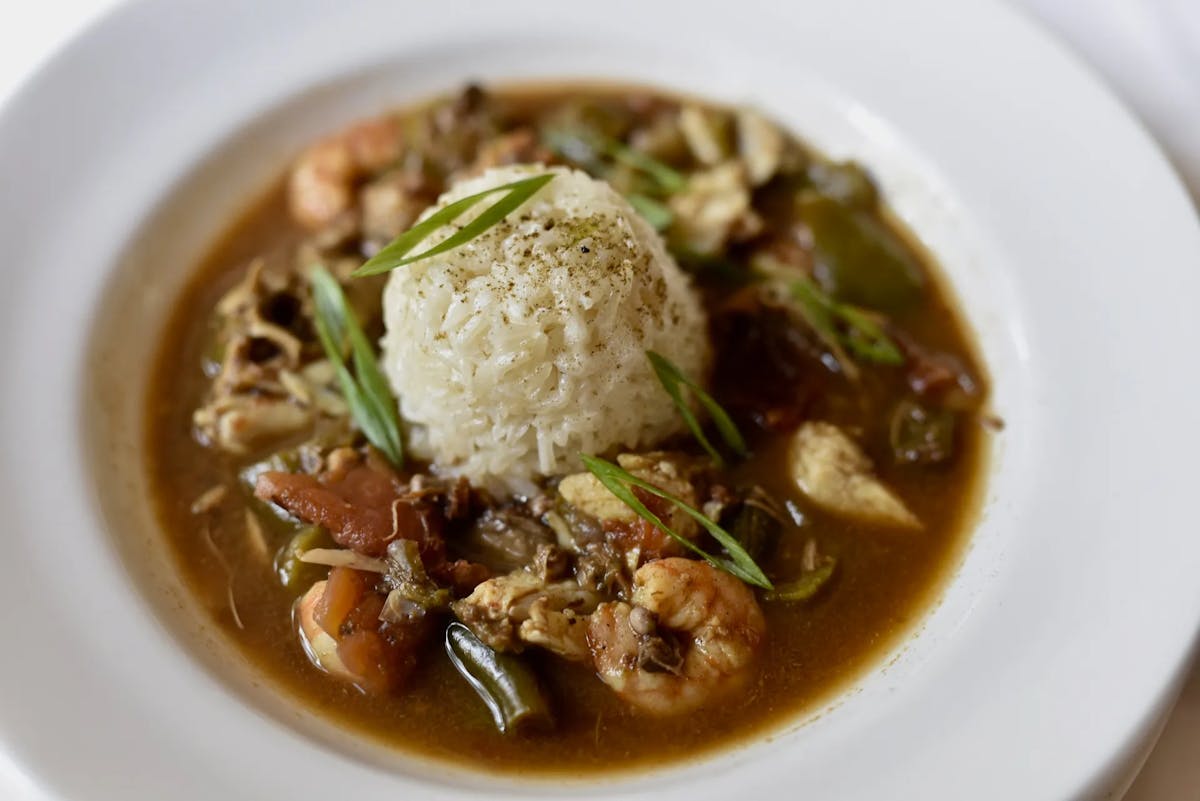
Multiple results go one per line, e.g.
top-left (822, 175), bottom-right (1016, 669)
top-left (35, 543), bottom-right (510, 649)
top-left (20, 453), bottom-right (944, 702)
top-left (1, 1), bottom-right (1199, 799)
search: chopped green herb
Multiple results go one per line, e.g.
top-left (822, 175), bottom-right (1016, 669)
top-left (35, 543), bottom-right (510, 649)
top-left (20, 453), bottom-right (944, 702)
top-left (646, 350), bottom-right (747, 467)
top-left (544, 128), bottom-right (685, 196)
top-left (766, 557), bottom-right (836, 602)
top-left (352, 173), bottom-right (555, 277)
top-left (626, 193), bottom-right (674, 231)
top-left (789, 275), bottom-right (904, 374)
top-left (310, 267), bottom-right (404, 467)
top-left (605, 140), bottom-right (686, 193)
top-left (838, 305), bottom-right (904, 364)
top-left (580, 454), bottom-right (772, 590)
top-left (789, 274), bottom-right (856, 376)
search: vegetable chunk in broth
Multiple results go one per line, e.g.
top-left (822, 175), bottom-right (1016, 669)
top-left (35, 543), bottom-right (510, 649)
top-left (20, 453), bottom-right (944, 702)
top-left (146, 83), bottom-right (990, 773)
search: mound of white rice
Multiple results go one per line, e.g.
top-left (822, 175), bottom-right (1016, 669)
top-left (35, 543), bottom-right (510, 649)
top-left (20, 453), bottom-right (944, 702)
top-left (380, 165), bottom-right (710, 494)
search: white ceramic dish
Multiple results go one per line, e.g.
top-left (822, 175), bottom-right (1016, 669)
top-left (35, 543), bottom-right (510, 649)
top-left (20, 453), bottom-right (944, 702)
top-left (1, 1), bottom-right (1199, 798)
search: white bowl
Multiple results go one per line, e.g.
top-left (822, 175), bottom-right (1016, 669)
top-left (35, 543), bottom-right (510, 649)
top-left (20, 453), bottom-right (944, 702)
top-left (1, 1), bottom-right (1198, 798)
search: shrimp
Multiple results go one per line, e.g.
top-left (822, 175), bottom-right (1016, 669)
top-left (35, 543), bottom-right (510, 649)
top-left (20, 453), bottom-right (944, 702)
top-left (295, 571), bottom-right (433, 694)
top-left (287, 116), bottom-right (402, 231)
top-left (587, 557), bottom-right (765, 715)
top-left (295, 580), bottom-right (355, 683)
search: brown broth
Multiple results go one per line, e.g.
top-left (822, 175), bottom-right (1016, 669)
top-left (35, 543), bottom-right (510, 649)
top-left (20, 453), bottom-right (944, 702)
top-left (145, 85), bottom-right (989, 774)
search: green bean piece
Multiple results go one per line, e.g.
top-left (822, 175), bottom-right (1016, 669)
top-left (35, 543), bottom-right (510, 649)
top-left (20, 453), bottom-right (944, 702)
top-left (274, 526), bottom-right (334, 592)
top-left (729, 494), bottom-right (783, 563)
top-left (890, 399), bottom-right (957, 465)
top-left (798, 192), bottom-right (924, 312)
top-left (445, 622), bottom-right (553, 735)
top-left (766, 557), bottom-right (837, 602)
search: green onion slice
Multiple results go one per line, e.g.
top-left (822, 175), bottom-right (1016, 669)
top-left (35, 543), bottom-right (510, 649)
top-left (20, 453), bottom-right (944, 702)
top-left (580, 454), bottom-right (772, 590)
top-left (544, 128), bottom-right (686, 196)
top-left (352, 173), bottom-right (555, 277)
top-left (646, 350), bottom-right (747, 467)
top-left (838, 305), bottom-right (904, 364)
top-left (765, 557), bottom-right (836, 602)
top-left (626, 193), bottom-right (674, 231)
top-left (789, 275), bottom-right (856, 377)
top-left (605, 140), bottom-right (687, 193)
top-left (310, 267), bottom-right (404, 467)
top-left (789, 276), bottom-right (904, 374)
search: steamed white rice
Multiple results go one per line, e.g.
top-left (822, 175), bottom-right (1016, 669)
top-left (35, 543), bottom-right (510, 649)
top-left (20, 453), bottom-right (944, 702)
top-left (379, 165), bottom-right (710, 493)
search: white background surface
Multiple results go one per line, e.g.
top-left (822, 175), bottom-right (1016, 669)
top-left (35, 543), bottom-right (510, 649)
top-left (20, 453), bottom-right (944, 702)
top-left (0, 1), bottom-right (1196, 798)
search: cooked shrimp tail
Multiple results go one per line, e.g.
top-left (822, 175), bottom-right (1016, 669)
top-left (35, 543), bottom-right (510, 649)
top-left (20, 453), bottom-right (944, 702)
top-left (588, 557), bottom-right (765, 715)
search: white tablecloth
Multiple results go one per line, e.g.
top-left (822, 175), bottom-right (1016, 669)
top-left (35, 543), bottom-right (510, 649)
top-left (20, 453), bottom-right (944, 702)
top-left (0, 1), bottom-right (1196, 798)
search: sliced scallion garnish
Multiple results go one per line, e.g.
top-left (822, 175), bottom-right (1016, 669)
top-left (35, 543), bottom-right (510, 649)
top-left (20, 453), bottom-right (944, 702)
top-left (838, 304), bottom-right (904, 364)
top-left (765, 556), bottom-right (836, 602)
top-left (789, 275), bottom-right (903, 375)
top-left (544, 128), bottom-right (686, 196)
top-left (646, 350), bottom-right (747, 467)
top-left (352, 173), bottom-right (555, 277)
top-left (626, 193), bottom-right (674, 231)
top-left (310, 266), bottom-right (404, 467)
top-left (605, 139), bottom-right (686, 193)
top-left (580, 454), bottom-right (772, 590)
top-left (789, 275), bottom-right (855, 375)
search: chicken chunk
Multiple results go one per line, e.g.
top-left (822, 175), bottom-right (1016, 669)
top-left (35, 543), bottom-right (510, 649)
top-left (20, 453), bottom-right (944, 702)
top-left (557, 452), bottom-right (704, 559)
top-left (451, 567), bottom-right (601, 662)
top-left (668, 163), bottom-right (761, 255)
top-left (788, 421), bottom-right (921, 528)
top-left (678, 105), bottom-right (731, 166)
top-left (736, 107), bottom-right (785, 186)
top-left (360, 171), bottom-right (429, 247)
top-left (196, 395), bottom-right (311, 454)
top-left (558, 453), bottom-right (697, 526)
top-left (193, 259), bottom-right (351, 454)
top-left (557, 472), bottom-right (636, 524)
